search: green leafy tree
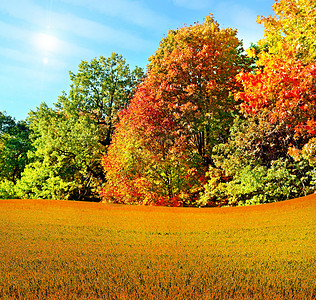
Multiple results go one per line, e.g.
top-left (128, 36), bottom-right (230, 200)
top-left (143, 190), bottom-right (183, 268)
top-left (202, 158), bottom-right (315, 206)
top-left (17, 54), bottom-right (143, 201)
top-left (0, 112), bottom-right (32, 184)
top-left (0, 111), bottom-right (15, 134)
top-left (68, 53), bottom-right (144, 147)
top-left (200, 117), bottom-right (315, 206)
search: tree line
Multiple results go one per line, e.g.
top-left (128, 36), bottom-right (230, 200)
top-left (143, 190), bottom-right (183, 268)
top-left (1, 0), bottom-right (315, 206)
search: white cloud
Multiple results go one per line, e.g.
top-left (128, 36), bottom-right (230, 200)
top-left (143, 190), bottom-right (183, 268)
top-left (0, 0), bottom-right (47, 28)
top-left (49, 13), bottom-right (153, 51)
top-left (0, 46), bottom-right (66, 70)
top-left (2, 64), bottom-right (57, 83)
top-left (173, 0), bottom-right (214, 10)
top-left (60, 0), bottom-right (172, 31)
top-left (0, 20), bottom-right (30, 42)
top-left (0, 46), bottom-right (39, 65)
top-left (0, 20), bottom-right (93, 59)
top-left (0, 0), bottom-right (156, 52)
top-left (222, 4), bottom-right (258, 29)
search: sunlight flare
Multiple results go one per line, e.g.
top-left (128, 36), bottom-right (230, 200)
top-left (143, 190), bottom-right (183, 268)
top-left (34, 33), bottom-right (59, 52)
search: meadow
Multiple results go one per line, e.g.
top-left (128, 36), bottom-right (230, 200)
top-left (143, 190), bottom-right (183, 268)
top-left (0, 195), bottom-right (315, 299)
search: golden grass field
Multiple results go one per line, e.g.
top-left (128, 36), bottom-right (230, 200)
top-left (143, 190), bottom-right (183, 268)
top-left (0, 195), bottom-right (315, 299)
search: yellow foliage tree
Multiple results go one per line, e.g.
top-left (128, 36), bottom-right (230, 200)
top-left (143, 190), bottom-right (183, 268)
top-left (257, 0), bottom-right (316, 63)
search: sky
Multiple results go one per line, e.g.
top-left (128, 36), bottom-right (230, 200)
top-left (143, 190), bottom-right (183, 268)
top-left (0, 0), bottom-right (274, 121)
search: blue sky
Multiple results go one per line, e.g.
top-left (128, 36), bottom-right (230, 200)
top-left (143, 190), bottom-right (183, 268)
top-left (0, 0), bottom-right (274, 121)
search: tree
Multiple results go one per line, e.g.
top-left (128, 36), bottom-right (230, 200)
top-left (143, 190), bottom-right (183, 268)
top-left (16, 103), bottom-right (104, 200)
top-left (236, 54), bottom-right (316, 139)
top-left (102, 16), bottom-right (251, 206)
top-left (0, 112), bottom-right (32, 184)
top-left (68, 53), bottom-right (144, 147)
top-left (0, 111), bottom-right (15, 134)
top-left (199, 0), bottom-right (316, 206)
top-left (17, 54), bottom-right (143, 201)
top-left (257, 0), bottom-right (316, 64)
top-left (236, 0), bottom-right (316, 156)
top-left (199, 116), bottom-right (315, 206)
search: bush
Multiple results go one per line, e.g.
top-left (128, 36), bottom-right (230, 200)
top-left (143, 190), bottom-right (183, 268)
top-left (200, 158), bottom-right (316, 206)
top-left (0, 180), bottom-right (17, 199)
top-left (15, 161), bottom-right (74, 200)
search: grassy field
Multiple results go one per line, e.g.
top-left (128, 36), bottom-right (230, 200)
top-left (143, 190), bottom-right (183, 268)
top-left (0, 195), bottom-right (315, 299)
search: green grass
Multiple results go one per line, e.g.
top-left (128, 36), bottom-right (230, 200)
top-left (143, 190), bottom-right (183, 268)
top-left (0, 195), bottom-right (315, 299)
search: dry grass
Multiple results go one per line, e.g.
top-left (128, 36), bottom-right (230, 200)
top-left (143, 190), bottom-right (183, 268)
top-left (0, 195), bottom-right (315, 299)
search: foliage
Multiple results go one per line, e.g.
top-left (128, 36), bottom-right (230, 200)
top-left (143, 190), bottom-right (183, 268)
top-left (210, 0), bottom-right (316, 207)
top-left (0, 111), bottom-right (33, 186)
top-left (102, 86), bottom-right (195, 206)
top-left (68, 53), bottom-right (144, 147)
top-left (102, 15), bottom-right (251, 206)
top-left (0, 111), bottom-right (15, 133)
top-left (0, 180), bottom-right (16, 199)
top-left (236, 55), bottom-right (316, 139)
top-left (3, 1), bottom-right (316, 206)
top-left (17, 54), bottom-right (143, 201)
top-left (20, 102), bottom-right (105, 201)
top-left (201, 158), bottom-right (316, 206)
top-left (210, 116), bottom-right (296, 172)
top-left (257, 0), bottom-right (316, 63)
top-left (239, 0), bottom-right (316, 141)
top-left (15, 161), bottom-right (72, 200)
top-left (199, 116), bottom-right (316, 206)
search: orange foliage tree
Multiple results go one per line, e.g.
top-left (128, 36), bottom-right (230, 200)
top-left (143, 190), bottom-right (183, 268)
top-left (237, 0), bottom-right (316, 158)
top-left (236, 54), bottom-right (316, 137)
top-left (101, 15), bottom-right (250, 206)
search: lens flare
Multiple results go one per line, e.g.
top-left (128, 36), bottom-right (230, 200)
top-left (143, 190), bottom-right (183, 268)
top-left (35, 33), bottom-right (58, 52)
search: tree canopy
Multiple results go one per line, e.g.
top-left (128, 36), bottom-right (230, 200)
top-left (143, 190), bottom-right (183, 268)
top-left (0, 112), bottom-right (32, 184)
top-left (200, 0), bottom-right (316, 206)
top-left (257, 0), bottom-right (316, 63)
top-left (15, 54), bottom-right (143, 201)
top-left (2, 1), bottom-right (316, 206)
top-left (102, 15), bottom-right (251, 206)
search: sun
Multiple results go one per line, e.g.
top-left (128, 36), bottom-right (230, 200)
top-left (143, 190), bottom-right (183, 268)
top-left (35, 33), bottom-right (58, 52)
